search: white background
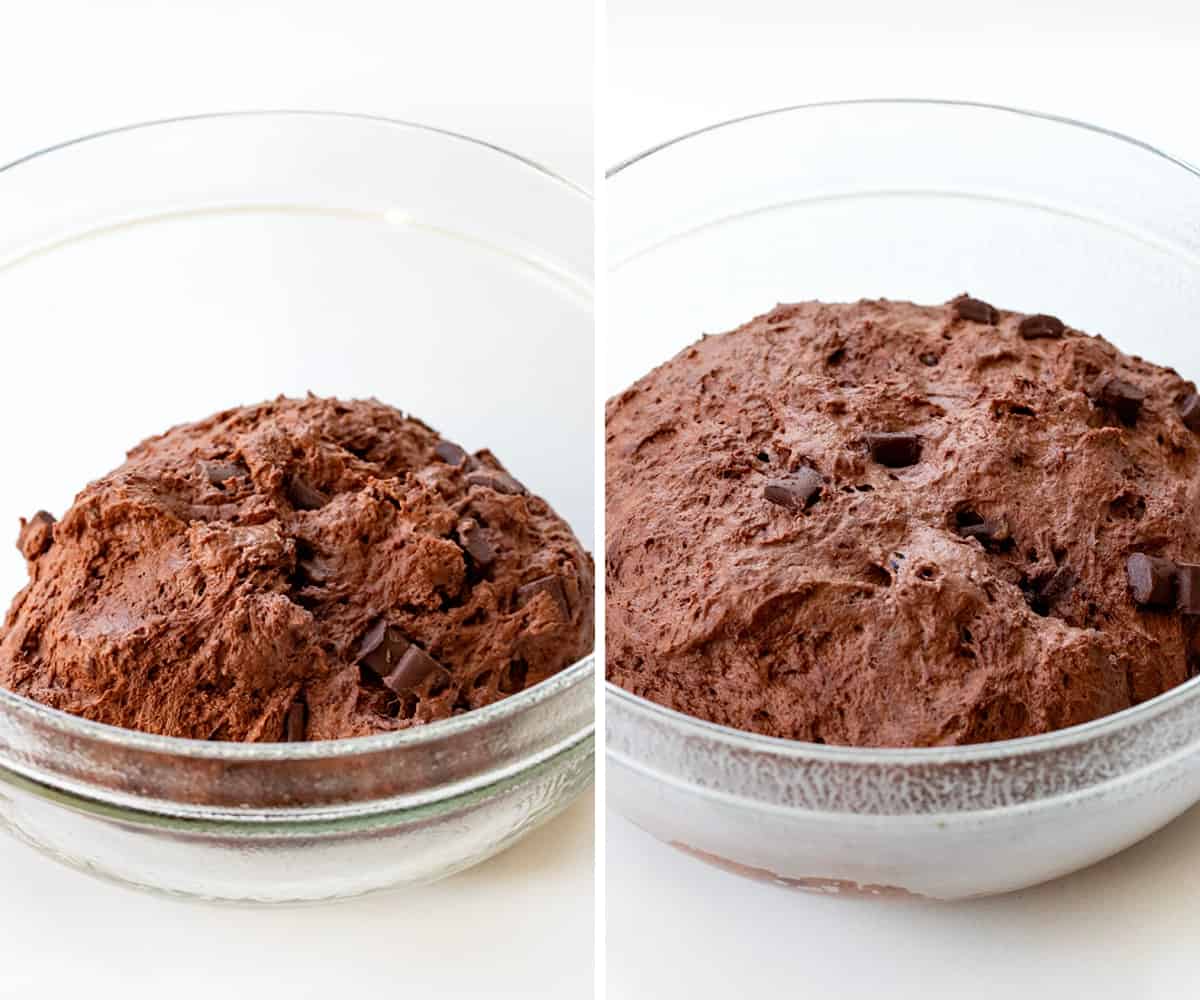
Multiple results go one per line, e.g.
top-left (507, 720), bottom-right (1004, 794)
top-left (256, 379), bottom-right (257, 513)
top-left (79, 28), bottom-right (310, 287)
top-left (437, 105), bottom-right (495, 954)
top-left (0, 2), bottom-right (593, 998)
top-left (606, 2), bottom-right (1200, 999)
top-left (607, 0), bottom-right (1200, 170)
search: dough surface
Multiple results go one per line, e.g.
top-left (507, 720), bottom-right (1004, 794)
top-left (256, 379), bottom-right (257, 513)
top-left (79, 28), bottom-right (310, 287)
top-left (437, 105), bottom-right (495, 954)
top-left (606, 298), bottom-right (1200, 746)
top-left (1, 396), bottom-right (593, 741)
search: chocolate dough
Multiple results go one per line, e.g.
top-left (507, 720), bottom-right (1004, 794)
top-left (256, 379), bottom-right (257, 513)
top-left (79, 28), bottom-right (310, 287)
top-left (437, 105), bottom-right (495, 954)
top-left (606, 297), bottom-right (1200, 746)
top-left (0, 396), bottom-right (593, 741)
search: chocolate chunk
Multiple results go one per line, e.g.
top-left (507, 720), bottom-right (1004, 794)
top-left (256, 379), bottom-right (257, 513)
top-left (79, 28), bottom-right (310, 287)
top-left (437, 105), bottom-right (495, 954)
top-left (953, 297), bottom-right (999, 325)
top-left (865, 432), bottom-right (921, 468)
top-left (287, 476), bottom-right (329, 511)
top-left (517, 575), bottom-right (569, 621)
top-left (359, 623), bottom-right (411, 677)
top-left (958, 522), bottom-right (991, 541)
top-left (1038, 564), bottom-right (1076, 608)
top-left (1089, 374), bottom-right (1145, 427)
top-left (1176, 563), bottom-right (1200, 614)
top-left (1018, 314), bottom-right (1065, 340)
top-left (763, 468), bottom-right (822, 511)
top-left (284, 700), bottom-right (307, 742)
top-left (200, 460), bottom-right (245, 486)
top-left (466, 470), bottom-right (527, 495)
top-left (357, 619), bottom-right (388, 659)
top-left (918, 352), bottom-right (939, 366)
top-left (457, 517), bottom-right (495, 568)
top-left (1127, 553), bottom-right (1176, 607)
top-left (434, 441), bottom-right (469, 466)
top-left (956, 513), bottom-right (1010, 548)
top-left (1022, 564), bottom-right (1077, 616)
top-left (499, 659), bottom-right (529, 695)
top-left (1179, 393), bottom-right (1200, 432)
top-left (17, 511), bottom-right (56, 561)
top-left (384, 645), bottom-right (448, 695)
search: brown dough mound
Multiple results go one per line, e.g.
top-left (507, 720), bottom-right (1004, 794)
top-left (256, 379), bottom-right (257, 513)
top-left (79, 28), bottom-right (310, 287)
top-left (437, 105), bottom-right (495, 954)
top-left (0, 396), bottom-right (593, 741)
top-left (606, 298), bottom-right (1200, 747)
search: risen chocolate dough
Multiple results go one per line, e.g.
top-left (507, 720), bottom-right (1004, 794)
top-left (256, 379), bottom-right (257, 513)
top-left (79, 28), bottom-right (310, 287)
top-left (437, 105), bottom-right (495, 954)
top-left (606, 298), bottom-right (1200, 747)
top-left (0, 397), bottom-right (593, 741)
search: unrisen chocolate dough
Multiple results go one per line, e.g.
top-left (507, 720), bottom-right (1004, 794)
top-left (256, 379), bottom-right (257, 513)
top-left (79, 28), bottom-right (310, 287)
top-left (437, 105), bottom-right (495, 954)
top-left (606, 297), bottom-right (1200, 747)
top-left (0, 397), bottom-right (593, 741)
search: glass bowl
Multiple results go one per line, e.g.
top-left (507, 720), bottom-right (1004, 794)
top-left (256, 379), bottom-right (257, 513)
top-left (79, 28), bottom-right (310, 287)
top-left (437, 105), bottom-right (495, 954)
top-left (0, 111), bottom-right (594, 902)
top-left (606, 100), bottom-right (1200, 900)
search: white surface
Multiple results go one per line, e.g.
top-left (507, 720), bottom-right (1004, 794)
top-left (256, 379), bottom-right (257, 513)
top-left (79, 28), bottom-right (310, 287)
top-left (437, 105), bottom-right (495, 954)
top-left (0, 1), bottom-right (593, 996)
top-left (1, 1), bottom-right (592, 187)
top-left (608, 809), bottom-right (1200, 999)
top-left (0, 792), bottom-right (593, 999)
top-left (607, 0), bottom-right (1200, 170)
top-left (606, 2), bottom-right (1200, 997)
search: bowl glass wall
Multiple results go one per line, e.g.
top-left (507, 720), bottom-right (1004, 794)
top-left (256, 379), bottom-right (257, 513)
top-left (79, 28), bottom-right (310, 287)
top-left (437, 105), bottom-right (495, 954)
top-left (0, 112), bottom-right (594, 901)
top-left (607, 101), bottom-right (1200, 899)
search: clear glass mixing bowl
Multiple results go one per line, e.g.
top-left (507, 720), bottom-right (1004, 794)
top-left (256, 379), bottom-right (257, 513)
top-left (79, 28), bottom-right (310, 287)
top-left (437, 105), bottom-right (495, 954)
top-left (0, 111), bottom-right (594, 902)
top-left (606, 100), bottom-right (1200, 900)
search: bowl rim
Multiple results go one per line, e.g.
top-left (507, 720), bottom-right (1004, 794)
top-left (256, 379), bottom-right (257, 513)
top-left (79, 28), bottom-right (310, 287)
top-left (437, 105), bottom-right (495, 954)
top-left (606, 97), bottom-right (1200, 182)
top-left (0, 724), bottom-right (596, 830)
top-left (0, 108), bottom-right (595, 762)
top-left (605, 97), bottom-right (1200, 765)
top-left (0, 108), bottom-right (590, 201)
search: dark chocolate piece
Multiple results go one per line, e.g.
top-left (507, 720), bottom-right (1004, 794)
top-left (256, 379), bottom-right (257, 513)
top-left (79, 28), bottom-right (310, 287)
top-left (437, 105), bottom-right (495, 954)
top-left (200, 460), bottom-right (245, 486)
top-left (1127, 553), bottom-right (1176, 607)
top-left (384, 645), bottom-right (447, 695)
top-left (466, 470), bottom-right (527, 495)
top-left (1037, 565), bottom-right (1077, 609)
top-left (287, 476), bottom-right (329, 511)
top-left (865, 432), bottom-right (921, 468)
top-left (457, 518), bottom-right (495, 568)
top-left (763, 468), bottom-right (823, 511)
top-left (1176, 563), bottom-right (1200, 615)
top-left (953, 297), bottom-right (998, 324)
top-left (956, 513), bottom-right (1010, 548)
top-left (359, 624), bottom-right (411, 677)
top-left (434, 441), bottom-right (469, 466)
top-left (17, 511), bottom-right (56, 561)
top-left (1089, 374), bottom-right (1145, 427)
top-left (356, 618), bottom-right (387, 659)
top-left (517, 575), bottom-right (569, 621)
top-left (918, 352), bottom-right (939, 366)
top-left (1017, 314), bottom-right (1065, 340)
top-left (284, 700), bottom-right (307, 742)
top-left (1025, 564), bottom-right (1077, 616)
top-left (499, 659), bottom-right (529, 695)
top-left (1179, 393), bottom-right (1200, 432)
